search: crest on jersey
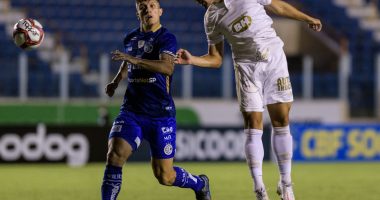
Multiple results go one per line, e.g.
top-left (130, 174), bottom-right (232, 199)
top-left (230, 15), bottom-right (252, 33)
top-left (138, 40), bottom-right (145, 49)
top-left (144, 42), bottom-right (153, 53)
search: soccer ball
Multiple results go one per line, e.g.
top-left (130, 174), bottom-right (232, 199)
top-left (13, 18), bottom-right (44, 49)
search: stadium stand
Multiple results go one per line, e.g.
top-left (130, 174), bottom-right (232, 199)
top-left (0, 0), bottom-right (378, 116)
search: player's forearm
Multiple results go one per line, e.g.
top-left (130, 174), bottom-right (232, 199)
top-left (112, 62), bottom-right (128, 84)
top-left (191, 54), bottom-right (222, 68)
top-left (134, 58), bottom-right (174, 76)
top-left (267, 0), bottom-right (315, 23)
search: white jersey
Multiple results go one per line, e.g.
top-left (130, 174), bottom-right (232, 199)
top-left (205, 0), bottom-right (284, 62)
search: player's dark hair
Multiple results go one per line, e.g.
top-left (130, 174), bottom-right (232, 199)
top-left (136, 0), bottom-right (160, 4)
top-left (195, 0), bottom-right (208, 9)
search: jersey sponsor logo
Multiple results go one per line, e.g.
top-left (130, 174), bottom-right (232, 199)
top-left (128, 77), bottom-right (157, 83)
top-left (164, 135), bottom-right (172, 141)
top-left (164, 143), bottom-right (173, 155)
top-left (230, 15), bottom-right (252, 33)
top-left (129, 64), bottom-right (143, 70)
top-left (277, 77), bottom-right (292, 91)
top-left (138, 40), bottom-right (145, 49)
top-left (111, 125), bottom-right (122, 133)
top-left (161, 126), bottom-right (174, 134)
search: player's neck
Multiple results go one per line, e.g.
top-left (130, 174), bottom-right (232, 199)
top-left (211, 0), bottom-right (222, 5)
top-left (141, 23), bottom-right (162, 33)
top-left (205, 0), bottom-right (222, 7)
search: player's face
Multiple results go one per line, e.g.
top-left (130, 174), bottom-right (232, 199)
top-left (136, 0), bottom-right (162, 27)
top-left (194, 0), bottom-right (214, 8)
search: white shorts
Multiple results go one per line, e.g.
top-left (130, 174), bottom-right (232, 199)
top-left (234, 47), bottom-right (293, 112)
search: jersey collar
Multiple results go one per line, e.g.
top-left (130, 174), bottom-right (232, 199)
top-left (140, 24), bottom-right (162, 33)
top-left (223, 0), bottom-right (231, 9)
top-left (151, 24), bottom-right (162, 32)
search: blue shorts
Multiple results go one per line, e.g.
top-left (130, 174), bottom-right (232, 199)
top-left (109, 111), bottom-right (176, 159)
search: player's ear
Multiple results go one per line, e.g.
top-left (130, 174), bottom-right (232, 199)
top-left (159, 8), bottom-right (163, 17)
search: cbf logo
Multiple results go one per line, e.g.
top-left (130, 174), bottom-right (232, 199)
top-left (231, 15), bottom-right (252, 33)
top-left (161, 127), bottom-right (174, 134)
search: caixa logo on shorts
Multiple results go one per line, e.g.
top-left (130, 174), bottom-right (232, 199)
top-left (161, 126), bottom-right (173, 134)
top-left (231, 14), bottom-right (252, 33)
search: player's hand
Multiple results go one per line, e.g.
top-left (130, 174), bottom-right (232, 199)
top-left (175, 49), bottom-right (193, 65)
top-left (111, 50), bottom-right (133, 62)
top-left (307, 18), bottom-right (322, 32)
top-left (105, 82), bottom-right (118, 97)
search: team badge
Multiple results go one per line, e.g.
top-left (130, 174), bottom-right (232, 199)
top-left (164, 143), bottom-right (173, 155)
top-left (144, 42), bottom-right (153, 53)
top-left (138, 40), bottom-right (145, 49)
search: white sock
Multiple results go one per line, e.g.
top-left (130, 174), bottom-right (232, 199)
top-left (272, 126), bottom-right (293, 184)
top-left (244, 129), bottom-right (265, 190)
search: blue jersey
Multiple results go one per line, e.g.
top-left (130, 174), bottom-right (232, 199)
top-left (121, 27), bottom-right (177, 118)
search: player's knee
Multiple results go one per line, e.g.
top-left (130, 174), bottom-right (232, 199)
top-left (243, 112), bottom-right (263, 129)
top-left (106, 150), bottom-right (127, 166)
top-left (155, 172), bottom-right (175, 186)
top-left (271, 116), bottom-right (289, 127)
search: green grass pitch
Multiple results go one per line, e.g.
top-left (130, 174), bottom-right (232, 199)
top-left (0, 162), bottom-right (379, 200)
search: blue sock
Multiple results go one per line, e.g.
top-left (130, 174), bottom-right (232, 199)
top-left (101, 165), bottom-right (122, 200)
top-left (173, 166), bottom-right (204, 192)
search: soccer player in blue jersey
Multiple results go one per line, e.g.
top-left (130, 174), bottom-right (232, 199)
top-left (100, 0), bottom-right (211, 200)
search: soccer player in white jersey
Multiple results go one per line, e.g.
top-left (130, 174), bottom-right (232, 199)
top-left (175, 0), bottom-right (322, 200)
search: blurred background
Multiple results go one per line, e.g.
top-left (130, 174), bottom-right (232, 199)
top-left (0, 0), bottom-right (379, 199)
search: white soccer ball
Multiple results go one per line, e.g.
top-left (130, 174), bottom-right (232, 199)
top-left (13, 18), bottom-right (44, 49)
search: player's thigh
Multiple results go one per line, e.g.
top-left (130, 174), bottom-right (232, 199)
top-left (234, 62), bottom-right (265, 113)
top-left (263, 49), bottom-right (293, 106)
top-left (267, 102), bottom-right (292, 127)
top-left (107, 112), bottom-right (143, 165)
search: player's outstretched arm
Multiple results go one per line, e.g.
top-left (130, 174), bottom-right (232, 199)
top-left (111, 50), bottom-right (174, 76)
top-left (105, 61), bottom-right (128, 97)
top-left (265, 0), bottom-right (322, 32)
top-left (175, 41), bottom-right (224, 68)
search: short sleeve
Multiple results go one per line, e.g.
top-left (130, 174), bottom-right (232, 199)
top-left (257, 0), bottom-right (271, 5)
top-left (204, 15), bottom-right (224, 45)
top-left (158, 33), bottom-right (177, 57)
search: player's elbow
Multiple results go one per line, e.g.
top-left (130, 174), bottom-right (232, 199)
top-left (212, 58), bottom-right (223, 68)
top-left (206, 55), bottom-right (222, 68)
top-left (266, 2), bottom-right (286, 16)
top-left (163, 65), bottom-right (174, 76)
